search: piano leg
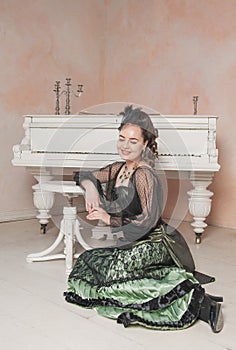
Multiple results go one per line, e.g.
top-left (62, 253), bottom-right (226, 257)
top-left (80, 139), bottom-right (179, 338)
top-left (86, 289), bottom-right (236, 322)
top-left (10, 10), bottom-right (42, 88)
top-left (187, 172), bottom-right (214, 244)
top-left (30, 168), bottom-right (55, 234)
top-left (33, 186), bottom-right (55, 234)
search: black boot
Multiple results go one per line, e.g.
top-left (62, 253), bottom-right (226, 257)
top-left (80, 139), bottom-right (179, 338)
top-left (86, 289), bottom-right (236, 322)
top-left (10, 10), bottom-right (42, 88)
top-left (199, 295), bottom-right (224, 333)
top-left (206, 293), bottom-right (223, 303)
top-left (209, 301), bottom-right (224, 333)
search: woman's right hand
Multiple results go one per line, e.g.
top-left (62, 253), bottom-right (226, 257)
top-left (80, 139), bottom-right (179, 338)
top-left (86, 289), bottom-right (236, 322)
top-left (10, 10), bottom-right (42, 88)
top-left (82, 180), bottom-right (100, 213)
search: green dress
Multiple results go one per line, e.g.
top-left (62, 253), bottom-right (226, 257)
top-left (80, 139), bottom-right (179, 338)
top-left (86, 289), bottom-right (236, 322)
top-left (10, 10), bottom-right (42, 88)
top-left (64, 162), bottom-right (212, 330)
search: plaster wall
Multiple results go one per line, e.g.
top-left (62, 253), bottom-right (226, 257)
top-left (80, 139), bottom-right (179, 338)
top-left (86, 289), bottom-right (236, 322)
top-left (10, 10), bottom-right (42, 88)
top-left (104, 0), bottom-right (236, 228)
top-left (1, 0), bottom-right (236, 229)
top-left (0, 0), bottom-right (105, 219)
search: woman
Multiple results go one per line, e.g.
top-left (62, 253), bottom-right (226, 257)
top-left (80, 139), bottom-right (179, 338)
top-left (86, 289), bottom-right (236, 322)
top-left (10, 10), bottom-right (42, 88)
top-left (64, 105), bottom-right (223, 332)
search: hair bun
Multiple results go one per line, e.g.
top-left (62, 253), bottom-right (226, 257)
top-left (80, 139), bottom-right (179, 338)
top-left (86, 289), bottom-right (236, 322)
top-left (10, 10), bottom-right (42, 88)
top-left (119, 105), bottom-right (157, 137)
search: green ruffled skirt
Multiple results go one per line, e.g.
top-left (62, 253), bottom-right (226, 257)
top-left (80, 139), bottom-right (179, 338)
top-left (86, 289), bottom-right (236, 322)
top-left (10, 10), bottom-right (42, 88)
top-left (64, 229), bottom-right (205, 330)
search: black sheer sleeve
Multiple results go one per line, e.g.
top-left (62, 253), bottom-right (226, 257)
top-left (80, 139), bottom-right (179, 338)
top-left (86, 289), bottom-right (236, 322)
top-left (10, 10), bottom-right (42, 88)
top-left (73, 162), bottom-right (123, 193)
top-left (111, 167), bottom-right (163, 242)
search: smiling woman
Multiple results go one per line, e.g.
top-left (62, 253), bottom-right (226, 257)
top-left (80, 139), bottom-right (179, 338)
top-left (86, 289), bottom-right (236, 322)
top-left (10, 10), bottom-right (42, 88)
top-left (118, 124), bottom-right (147, 158)
top-left (64, 105), bottom-right (223, 333)
top-left (116, 124), bottom-right (148, 186)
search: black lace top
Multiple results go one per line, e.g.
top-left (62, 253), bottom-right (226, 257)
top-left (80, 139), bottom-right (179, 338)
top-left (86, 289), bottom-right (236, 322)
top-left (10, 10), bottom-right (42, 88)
top-left (74, 161), bottom-right (163, 242)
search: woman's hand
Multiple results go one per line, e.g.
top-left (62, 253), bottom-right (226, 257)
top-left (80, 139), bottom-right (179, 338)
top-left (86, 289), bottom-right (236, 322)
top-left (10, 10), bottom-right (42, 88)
top-left (86, 206), bottom-right (111, 226)
top-left (81, 180), bottom-right (100, 213)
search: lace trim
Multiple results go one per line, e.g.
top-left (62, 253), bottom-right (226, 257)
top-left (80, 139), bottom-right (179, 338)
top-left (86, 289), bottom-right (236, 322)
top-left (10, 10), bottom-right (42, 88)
top-left (69, 263), bottom-right (176, 289)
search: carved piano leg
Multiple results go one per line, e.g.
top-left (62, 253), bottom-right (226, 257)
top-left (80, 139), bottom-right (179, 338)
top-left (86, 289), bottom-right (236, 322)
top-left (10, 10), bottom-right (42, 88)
top-left (30, 168), bottom-right (55, 233)
top-left (187, 172), bottom-right (214, 244)
top-left (33, 187), bottom-right (55, 234)
top-left (30, 167), bottom-right (55, 234)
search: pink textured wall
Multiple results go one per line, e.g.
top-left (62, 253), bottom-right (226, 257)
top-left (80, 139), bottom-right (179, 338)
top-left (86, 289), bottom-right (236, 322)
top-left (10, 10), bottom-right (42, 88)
top-left (1, 0), bottom-right (236, 229)
top-left (0, 0), bottom-right (105, 216)
top-left (104, 0), bottom-right (236, 228)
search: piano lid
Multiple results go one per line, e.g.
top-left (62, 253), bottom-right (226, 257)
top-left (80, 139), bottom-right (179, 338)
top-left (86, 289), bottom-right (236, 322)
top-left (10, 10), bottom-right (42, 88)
top-left (12, 114), bottom-right (220, 172)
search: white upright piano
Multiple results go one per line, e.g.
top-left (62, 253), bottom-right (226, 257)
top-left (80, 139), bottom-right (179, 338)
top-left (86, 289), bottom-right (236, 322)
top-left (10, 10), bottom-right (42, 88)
top-left (12, 112), bottom-right (220, 243)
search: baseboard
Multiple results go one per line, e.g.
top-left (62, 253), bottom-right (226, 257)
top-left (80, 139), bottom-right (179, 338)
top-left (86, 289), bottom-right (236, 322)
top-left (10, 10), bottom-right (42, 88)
top-left (163, 216), bottom-right (236, 230)
top-left (0, 207), bottom-right (63, 223)
top-left (0, 209), bottom-right (38, 223)
top-left (0, 202), bottom-right (86, 223)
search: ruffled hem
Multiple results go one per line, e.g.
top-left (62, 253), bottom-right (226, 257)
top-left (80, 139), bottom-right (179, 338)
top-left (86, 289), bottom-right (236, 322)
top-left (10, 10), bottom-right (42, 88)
top-left (64, 279), bottom-right (201, 311)
top-left (64, 280), bottom-right (205, 330)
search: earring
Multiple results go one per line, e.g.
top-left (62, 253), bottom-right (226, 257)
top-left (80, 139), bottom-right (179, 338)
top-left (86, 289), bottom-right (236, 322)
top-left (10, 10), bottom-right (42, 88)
top-left (142, 147), bottom-right (147, 159)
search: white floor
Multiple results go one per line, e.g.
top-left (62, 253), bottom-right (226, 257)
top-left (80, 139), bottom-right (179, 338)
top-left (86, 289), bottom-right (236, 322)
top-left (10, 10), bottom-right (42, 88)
top-left (0, 217), bottom-right (235, 350)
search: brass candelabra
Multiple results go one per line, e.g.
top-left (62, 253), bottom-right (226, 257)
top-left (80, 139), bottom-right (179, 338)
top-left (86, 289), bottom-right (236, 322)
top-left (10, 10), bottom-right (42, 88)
top-left (53, 78), bottom-right (84, 115)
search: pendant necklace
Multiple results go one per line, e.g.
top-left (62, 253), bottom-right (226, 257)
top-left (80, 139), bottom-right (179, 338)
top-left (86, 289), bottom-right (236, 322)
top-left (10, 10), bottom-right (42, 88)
top-left (119, 163), bottom-right (138, 183)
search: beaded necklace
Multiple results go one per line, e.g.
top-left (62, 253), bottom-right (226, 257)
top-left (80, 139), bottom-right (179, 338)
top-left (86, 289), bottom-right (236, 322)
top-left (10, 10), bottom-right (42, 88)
top-left (119, 163), bottom-right (138, 183)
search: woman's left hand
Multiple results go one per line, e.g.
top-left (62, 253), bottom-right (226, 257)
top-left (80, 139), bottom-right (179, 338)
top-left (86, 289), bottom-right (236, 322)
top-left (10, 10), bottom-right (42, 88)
top-left (86, 206), bottom-right (111, 226)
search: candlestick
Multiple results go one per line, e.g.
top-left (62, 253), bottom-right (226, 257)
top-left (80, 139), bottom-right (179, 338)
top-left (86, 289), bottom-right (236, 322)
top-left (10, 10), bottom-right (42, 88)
top-left (193, 96), bottom-right (199, 115)
top-left (65, 78), bottom-right (72, 115)
top-left (77, 84), bottom-right (84, 96)
top-left (53, 81), bottom-right (61, 115)
top-left (53, 78), bottom-right (84, 115)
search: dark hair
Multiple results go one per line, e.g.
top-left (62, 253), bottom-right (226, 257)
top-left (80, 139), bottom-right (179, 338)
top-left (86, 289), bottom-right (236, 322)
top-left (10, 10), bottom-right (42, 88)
top-left (118, 105), bottom-right (158, 165)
